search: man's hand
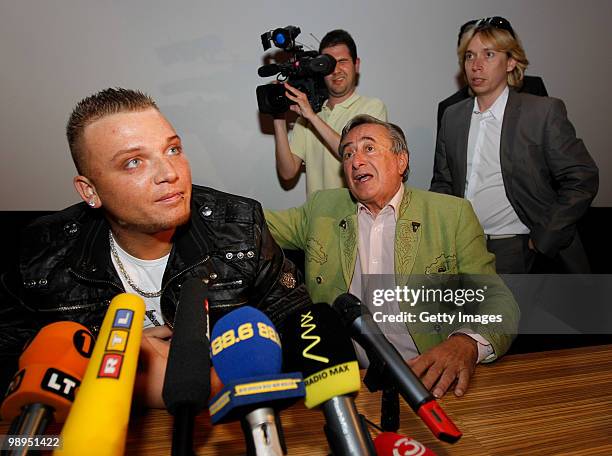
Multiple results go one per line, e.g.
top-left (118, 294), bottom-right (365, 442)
top-left (528, 238), bottom-right (537, 251)
top-left (284, 82), bottom-right (316, 121)
top-left (134, 325), bottom-right (172, 408)
top-left (407, 334), bottom-right (478, 398)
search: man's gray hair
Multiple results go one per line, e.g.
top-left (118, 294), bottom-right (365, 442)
top-left (339, 114), bottom-right (410, 181)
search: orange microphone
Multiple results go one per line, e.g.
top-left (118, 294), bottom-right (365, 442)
top-left (1, 322), bottom-right (94, 438)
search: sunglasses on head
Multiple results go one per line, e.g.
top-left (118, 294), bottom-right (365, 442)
top-left (458, 16), bottom-right (516, 43)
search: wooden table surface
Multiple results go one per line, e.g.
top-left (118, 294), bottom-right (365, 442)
top-left (2, 344), bottom-right (612, 455)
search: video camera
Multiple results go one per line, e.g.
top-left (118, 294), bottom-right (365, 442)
top-left (256, 26), bottom-right (336, 115)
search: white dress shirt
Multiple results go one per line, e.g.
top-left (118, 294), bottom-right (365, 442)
top-left (349, 186), bottom-right (494, 365)
top-left (465, 87), bottom-right (529, 235)
top-left (349, 185), bottom-right (419, 365)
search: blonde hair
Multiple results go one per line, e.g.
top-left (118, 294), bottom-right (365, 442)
top-left (67, 88), bottom-right (158, 175)
top-left (458, 26), bottom-right (529, 89)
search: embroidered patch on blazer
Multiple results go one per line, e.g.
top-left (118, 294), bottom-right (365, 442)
top-left (396, 220), bottom-right (418, 272)
top-left (306, 238), bottom-right (328, 265)
top-left (340, 219), bottom-right (357, 274)
top-left (425, 254), bottom-right (457, 274)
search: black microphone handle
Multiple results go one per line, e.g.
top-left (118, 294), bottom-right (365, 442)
top-left (321, 396), bottom-right (375, 456)
top-left (352, 316), bottom-right (433, 411)
top-left (171, 406), bottom-right (196, 456)
top-left (381, 387), bottom-right (400, 432)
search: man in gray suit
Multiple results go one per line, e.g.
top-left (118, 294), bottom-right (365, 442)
top-left (430, 17), bottom-right (598, 273)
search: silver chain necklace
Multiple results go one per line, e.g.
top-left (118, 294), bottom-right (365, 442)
top-left (109, 231), bottom-right (164, 298)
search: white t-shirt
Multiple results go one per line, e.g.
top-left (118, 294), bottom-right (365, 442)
top-left (110, 234), bottom-right (169, 329)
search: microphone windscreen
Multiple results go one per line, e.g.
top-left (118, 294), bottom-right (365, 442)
top-left (257, 63), bottom-right (281, 77)
top-left (374, 432), bottom-right (437, 456)
top-left (1, 322), bottom-right (93, 422)
top-left (282, 303), bottom-right (355, 374)
top-left (211, 306), bottom-right (282, 384)
top-left (162, 278), bottom-right (211, 415)
top-left (162, 278), bottom-right (210, 415)
top-left (281, 303), bottom-right (361, 408)
top-left (332, 293), bottom-right (364, 329)
top-left (58, 293), bottom-right (144, 456)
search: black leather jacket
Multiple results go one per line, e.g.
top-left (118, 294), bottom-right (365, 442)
top-left (0, 185), bottom-right (310, 389)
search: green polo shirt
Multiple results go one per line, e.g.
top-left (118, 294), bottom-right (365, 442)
top-left (290, 93), bottom-right (387, 195)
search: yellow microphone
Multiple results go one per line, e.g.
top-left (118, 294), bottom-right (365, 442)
top-left (55, 293), bottom-right (145, 456)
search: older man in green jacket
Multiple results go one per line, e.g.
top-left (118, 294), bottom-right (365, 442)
top-left (265, 115), bottom-right (519, 398)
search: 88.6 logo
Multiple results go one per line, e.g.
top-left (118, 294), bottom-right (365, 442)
top-left (211, 322), bottom-right (280, 356)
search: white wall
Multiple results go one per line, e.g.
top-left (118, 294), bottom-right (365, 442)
top-left (1, 0), bottom-right (610, 210)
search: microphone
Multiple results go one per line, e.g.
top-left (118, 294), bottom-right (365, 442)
top-left (1, 322), bottom-right (93, 441)
top-left (211, 306), bottom-right (282, 383)
top-left (374, 432), bottom-right (437, 456)
top-left (57, 293), bottom-right (145, 456)
top-left (162, 278), bottom-right (211, 456)
top-left (332, 293), bottom-right (462, 443)
top-left (281, 303), bottom-right (375, 456)
top-left (208, 306), bottom-right (305, 456)
top-left (258, 64), bottom-right (281, 77)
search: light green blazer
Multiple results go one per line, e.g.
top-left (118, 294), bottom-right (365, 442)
top-left (265, 186), bottom-right (519, 360)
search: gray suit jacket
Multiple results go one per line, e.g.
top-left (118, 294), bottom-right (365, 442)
top-left (430, 90), bottom-right (598, 269)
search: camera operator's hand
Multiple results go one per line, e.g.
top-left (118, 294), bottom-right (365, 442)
top-left (284, 82), bottom-right (317, 122)
top-left (272, 83), bottom-right (303, 180)
top-left (272, 81), bottom-right (343, 181)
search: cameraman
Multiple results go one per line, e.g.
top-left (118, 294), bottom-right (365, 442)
top-left (273, 29), bottom-right (387, 195)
